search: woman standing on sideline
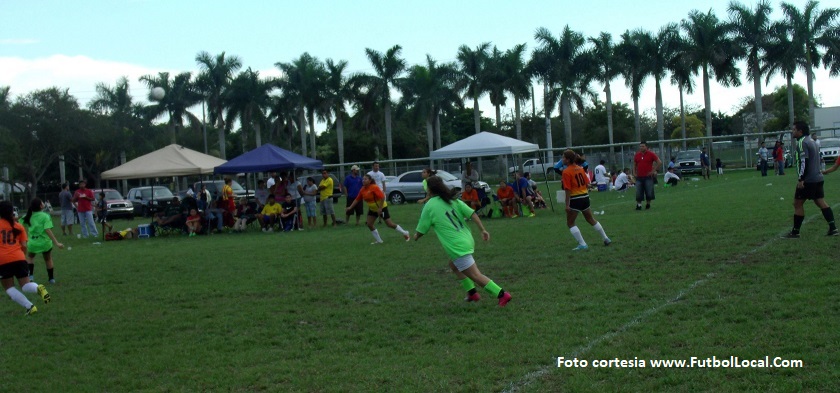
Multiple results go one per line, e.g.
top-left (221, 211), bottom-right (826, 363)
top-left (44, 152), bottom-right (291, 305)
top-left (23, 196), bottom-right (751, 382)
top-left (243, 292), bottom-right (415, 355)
top-left (345, 174), bottom-right (410, 244)
top-left (20, 198), bottom-right (64, 283)
top-left (414, 176), bottom-right (512, 306)
top-left (562, 150), bottom-right (612, 251)
top-left (417, 167), bottom-right (436, 204)
top-left (222, 178), bottom-right (236, 214)
top-left (0, 201), bottom-right (50, 315)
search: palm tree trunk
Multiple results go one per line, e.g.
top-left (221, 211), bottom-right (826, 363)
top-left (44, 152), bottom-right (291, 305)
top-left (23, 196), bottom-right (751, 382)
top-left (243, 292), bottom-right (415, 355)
top-left (543, 83), bottom-right (553, 165)
top-left (495, 105), bottom-right (502, 131)
top-left (336, 110), bottom-right (345, 167)
top-left (752, 61), bottom-right (764, 134)
top-left (298, 108), bottom-right (307, 156)
top-left (605, 82), bottom-right (615, 164)
top-left (514, 96), bottom-right (522, 141)
top-left (434, 109), bottom-right (441, 150)
top-left (806, 65), bottom-right (815, 126)
top-left (308, 110), bottom-right (317, 159)
top-left (216, 117), bottom-right (226, 159)
top-left (680, 87), bottom-right (687, 150)
top-left (385, 99), bottom-right (393, 162)
top-left (633, 97), bottom-right (641, 143)
top-left (255, 122), bottom-right (262, 148)
top-left (169, 119), bottom-right (177, 144)
top-left (426, 116), bottom-right (434, 167)
top-left (786, 76), bottom-right (794, 129)
top-left (561, 95), bottom-right (572, 147)
top-left (703, 65), bottom-right (714, 160)
top-left (473, 97), bottom-right (481, 134)
top-left (655, 78), bottom-right (665, 157)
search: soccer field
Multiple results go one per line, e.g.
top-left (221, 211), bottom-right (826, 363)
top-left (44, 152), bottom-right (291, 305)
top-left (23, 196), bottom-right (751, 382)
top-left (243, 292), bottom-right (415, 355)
top-left (4, 169), bottom-right (839, 392)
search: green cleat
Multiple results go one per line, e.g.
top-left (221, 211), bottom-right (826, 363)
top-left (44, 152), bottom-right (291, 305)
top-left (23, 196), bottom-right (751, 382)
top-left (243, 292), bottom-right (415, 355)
top-left (26, 305), bottom-right (38, 316)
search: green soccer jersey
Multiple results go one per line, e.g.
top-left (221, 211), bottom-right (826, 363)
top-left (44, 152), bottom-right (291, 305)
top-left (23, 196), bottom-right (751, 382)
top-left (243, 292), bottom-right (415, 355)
top-left (20, 211), bottom-right (53, 254)
top-left (416, 197), bottom-right (476, 259)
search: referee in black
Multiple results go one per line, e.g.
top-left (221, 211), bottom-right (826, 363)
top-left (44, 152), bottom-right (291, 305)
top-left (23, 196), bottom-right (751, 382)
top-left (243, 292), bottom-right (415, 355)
top-left (784, 121), bottom-right (838, 238)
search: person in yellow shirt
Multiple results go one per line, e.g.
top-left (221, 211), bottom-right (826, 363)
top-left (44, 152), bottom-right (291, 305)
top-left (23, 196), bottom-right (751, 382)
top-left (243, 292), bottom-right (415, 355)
top-left (318, 169), bottom-right (336, 227)
top-left (257, 195), bottom-right (282, 232)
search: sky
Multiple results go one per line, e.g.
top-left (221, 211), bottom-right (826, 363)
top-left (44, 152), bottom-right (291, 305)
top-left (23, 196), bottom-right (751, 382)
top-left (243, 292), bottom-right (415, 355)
top-left (2, 0), bottom-right (839, 131)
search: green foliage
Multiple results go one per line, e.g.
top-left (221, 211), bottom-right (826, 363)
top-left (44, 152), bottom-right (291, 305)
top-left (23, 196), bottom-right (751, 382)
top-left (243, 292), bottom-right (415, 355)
top-left (670, 114), bottom-right (705, 145)
top-left (4, 170), bottom-right (839, 392)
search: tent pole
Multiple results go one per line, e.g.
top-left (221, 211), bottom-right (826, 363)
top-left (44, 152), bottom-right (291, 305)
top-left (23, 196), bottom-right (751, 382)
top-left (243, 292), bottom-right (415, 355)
top-left (542, 150), bottom-right (555, 212)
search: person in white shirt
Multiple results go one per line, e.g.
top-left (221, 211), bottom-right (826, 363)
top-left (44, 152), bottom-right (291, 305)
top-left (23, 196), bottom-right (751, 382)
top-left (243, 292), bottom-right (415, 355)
top-left (664, 167), bottom-right (681, 187)
top-left (613, 168), bottom-right (631, 196)
top-left (594, 160), bottom-right (609, 192)
top-left (461, 161), bottom-right (479, 189)
top-left (266, 171), bottom-right (278, 190)
top-left (366, 161), bottom-right (387, 193)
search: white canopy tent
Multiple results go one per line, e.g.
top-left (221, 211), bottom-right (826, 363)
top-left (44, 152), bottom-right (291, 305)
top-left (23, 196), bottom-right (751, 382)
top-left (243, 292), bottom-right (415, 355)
top-left (431, 131), bottom-right (553, 211)
top-left (101, 144), bottom-right (227, 180)
top-left (430, 131), bottom-right (539, 159)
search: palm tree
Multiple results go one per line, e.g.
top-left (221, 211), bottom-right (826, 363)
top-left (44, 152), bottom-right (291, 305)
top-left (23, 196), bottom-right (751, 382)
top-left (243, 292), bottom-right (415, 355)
top-left (667, 36), bottom-right (697, 149)
top-left (323, 59), bottom-right (354, 170)
top-left (646, 25), bottom-right (680, 153)
top-left (781, 1), bottom-right (840, 126)
top-left (501, 44), bottom-right (531, 141)
top-left (139, 72), bottom-right (202, 144)
top-left (729, 0), bottom-right (774, 135)
top-left (267, 90), bottom-right (300, 150)
top-left (88, 77), bottom-right (138, 193)
top-left (457, 43), bottom-right (491, 135)
top-left (590, 32), bottom-right (621, 158)
top-left (485, 46), bottom-right (508, 130)
top-left (195, 51), bottom-right (242, 159)
top-left (276, 53), bottom-right (327, 158)
top-left (763, 22), bottom-right (803, 133)
top-left (534, 26), bottom-right (595, 149)
top-left (618, 29), bottom-right (651, 142)
top-left (528, 47), bottom-right (560, 161)
top-left (681, 9), bottom-right (742, 158)
top-left (224, 68), bottom-right (276, 149)
top-left (364, 45), bottom-right (407, 162)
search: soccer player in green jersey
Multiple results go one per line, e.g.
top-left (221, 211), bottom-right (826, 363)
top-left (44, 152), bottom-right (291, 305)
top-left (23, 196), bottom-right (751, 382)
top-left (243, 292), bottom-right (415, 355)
top-left (20, 198), bottom-right (64, 283)
top-left (414, 176), bottom-right (512, 307)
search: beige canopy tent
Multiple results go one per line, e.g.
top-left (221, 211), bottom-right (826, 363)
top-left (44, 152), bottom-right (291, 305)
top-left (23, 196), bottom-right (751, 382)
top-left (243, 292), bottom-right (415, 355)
top-left (101, 144), bottom-right (227, 180)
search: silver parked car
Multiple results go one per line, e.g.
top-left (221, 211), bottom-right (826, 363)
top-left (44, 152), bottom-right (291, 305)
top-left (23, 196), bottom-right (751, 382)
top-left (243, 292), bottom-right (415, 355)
top-left (384, 170), bottom-right (490, 205)
top-left (820, 138), bottom-right (840, 164)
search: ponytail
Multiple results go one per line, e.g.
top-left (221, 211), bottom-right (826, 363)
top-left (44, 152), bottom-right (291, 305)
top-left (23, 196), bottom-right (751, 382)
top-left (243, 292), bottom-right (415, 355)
top-left (0, 201), bottom-right (20, 236)
top-left (23, 197), bottom-right (43, 226)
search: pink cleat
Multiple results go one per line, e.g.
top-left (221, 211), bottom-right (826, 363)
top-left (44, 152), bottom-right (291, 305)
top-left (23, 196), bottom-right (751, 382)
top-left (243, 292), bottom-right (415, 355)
top-left (498, 292), bottom-right (512, 307)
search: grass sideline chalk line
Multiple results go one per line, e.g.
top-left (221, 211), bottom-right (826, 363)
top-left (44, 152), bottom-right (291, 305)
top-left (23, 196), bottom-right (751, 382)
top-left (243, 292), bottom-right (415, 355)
top-left (502, 203), bottom-right (838, 393)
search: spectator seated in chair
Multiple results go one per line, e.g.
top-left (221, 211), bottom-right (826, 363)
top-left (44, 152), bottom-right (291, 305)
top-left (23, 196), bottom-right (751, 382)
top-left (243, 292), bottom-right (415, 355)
top-left (460, 183), bottom-right (481, 211)
top-left (613, 168), bottom-right (632, 196)
top-left (205, 196), bottom-right (229, 233)
top-left (496, 180), bottom-right (518, 218)
top-left (185, 208), bottom-right (202, 237)
top-left (531, 184), bottom-right (547, 209)
top-left (279, 194), bottom-right (299, 232)
top-left (257, 194), bottom-right (282, 232)
top-left (153, 197), bottom-right (186, 234)
top-left (232, 197), bottom-right (257, 232)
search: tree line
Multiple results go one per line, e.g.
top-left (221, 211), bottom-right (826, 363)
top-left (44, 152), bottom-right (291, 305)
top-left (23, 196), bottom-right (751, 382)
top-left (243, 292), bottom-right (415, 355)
top-left (0, 0), bottom-right (837, 198)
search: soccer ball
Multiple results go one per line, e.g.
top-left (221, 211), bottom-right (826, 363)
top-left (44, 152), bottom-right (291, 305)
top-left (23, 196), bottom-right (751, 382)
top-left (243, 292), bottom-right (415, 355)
top-left (150, 87), bottom-right (165, 101)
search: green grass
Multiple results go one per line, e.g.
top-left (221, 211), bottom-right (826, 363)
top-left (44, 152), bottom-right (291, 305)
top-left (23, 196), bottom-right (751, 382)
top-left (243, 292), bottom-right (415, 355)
top-left (2, 170), bottom-right (838, 392)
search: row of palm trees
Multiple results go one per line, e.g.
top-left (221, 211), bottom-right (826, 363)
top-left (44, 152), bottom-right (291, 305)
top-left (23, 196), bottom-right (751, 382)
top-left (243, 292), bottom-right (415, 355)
top-left (90, 0), bottom-right (838, 165)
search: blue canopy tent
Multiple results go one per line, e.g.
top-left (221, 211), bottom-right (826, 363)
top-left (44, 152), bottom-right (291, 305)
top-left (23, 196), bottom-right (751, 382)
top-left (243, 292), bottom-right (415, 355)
top-left (213, 144), bottom-right (323, 174)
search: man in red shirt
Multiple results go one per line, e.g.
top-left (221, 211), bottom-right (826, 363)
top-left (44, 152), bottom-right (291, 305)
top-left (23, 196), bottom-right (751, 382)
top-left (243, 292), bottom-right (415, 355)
top-left (72, 180), bottom-right (98, 238)
top-left (633, 141), bottom-right (662, 211)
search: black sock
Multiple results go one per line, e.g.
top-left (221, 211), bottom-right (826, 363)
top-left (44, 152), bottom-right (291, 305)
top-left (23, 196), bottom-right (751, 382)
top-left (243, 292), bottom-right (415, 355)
top-left (48, 268), bottom-right (54, 280)
top-left (468, 288), bottom-right (477, 296)
top-left (793, 214), bottom-right (805, 233)
top-left (497, 289), bottom-right (506, 299)
top-left (821, 207), bottom-right (836, 230)
top-left (28, 263), bottom-right (34, 276)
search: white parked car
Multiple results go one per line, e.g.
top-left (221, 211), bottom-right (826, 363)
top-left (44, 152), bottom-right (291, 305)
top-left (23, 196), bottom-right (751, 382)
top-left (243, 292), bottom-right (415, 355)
top-left (384, 170), bottom-right (490, 205)
top-left (819, 138), bottom-right (840, 164)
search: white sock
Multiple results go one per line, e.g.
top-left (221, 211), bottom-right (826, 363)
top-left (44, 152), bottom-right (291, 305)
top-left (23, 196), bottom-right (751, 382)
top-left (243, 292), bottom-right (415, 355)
top-left (6, 287), bottom-right (33, 309)
top-left (371, 229), bottom-right (383, 243)
top-left (395, 225), bottom-right (409, 236)
top-left (592, 222), bottom-right (608, 241)
top-left (569, 226), bottom-right (586, 246)
top-left (22, 282), bottom-right (38, 293)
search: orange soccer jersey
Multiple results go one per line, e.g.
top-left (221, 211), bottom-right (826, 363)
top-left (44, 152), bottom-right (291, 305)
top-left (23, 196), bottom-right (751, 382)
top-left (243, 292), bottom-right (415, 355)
top-left (356, 184), bottom-right (386, 210)
top-left (461, 189), bottom-right (479, 203)
top-left (562, 164), bottom-right (590, 198)
top-left (497, 185), bottom-right (515, 200)
top-left (0, 220), bottom-right (27, 265)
